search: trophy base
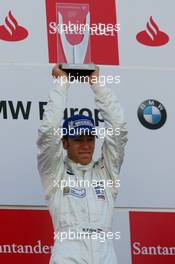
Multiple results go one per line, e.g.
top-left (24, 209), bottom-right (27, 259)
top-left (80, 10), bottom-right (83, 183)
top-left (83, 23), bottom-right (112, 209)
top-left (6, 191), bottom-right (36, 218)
top-left (60, 64), bottom-right (96, 81)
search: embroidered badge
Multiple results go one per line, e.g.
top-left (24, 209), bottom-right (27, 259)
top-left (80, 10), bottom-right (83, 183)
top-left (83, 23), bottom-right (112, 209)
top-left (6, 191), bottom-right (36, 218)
top-left (63, 187), bottom-right (86, 198)
top-left (93, 181), bottom-right (105, 200)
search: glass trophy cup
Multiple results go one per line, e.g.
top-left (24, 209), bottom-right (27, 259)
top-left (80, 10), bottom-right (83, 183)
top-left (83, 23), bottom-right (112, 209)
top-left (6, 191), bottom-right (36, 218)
top-left (56, 3), bottom-right (95, 79)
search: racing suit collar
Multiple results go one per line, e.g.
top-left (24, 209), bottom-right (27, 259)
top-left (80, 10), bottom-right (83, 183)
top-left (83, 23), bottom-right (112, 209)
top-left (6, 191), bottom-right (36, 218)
top-left (66, 157), bottom-right (94, 173)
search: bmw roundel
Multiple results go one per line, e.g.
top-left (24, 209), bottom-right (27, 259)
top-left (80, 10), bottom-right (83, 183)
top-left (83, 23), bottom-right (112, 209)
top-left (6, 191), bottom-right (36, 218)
top-left (137, 99), bottom-right (167, 129)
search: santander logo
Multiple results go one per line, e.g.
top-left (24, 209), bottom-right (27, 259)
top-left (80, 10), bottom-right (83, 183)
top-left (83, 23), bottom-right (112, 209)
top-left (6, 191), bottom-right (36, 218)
top-left (0, 10), bottom-right (28, 41)
top-left (136, 16), bottom-right (169, 46)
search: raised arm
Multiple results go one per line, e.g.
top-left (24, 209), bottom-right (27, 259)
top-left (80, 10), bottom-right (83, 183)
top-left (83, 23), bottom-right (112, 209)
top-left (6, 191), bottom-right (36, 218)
top-left (90, 67), bottom-right (128, 183)
top-left (37, 65), bottom-right (69, 199)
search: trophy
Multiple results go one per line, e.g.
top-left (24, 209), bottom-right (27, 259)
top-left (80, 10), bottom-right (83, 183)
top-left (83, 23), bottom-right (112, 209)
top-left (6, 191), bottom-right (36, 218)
top-left (56, 3), bottom-right (95, 80)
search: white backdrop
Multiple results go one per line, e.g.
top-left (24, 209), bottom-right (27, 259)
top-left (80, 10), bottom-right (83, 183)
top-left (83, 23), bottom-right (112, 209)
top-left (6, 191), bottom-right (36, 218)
top-left (117, 0), bottom-right (175, 67)
top-left (0, 0), bottom-right (47, 63)
top-left (0, 65), bottom-right (174, 208)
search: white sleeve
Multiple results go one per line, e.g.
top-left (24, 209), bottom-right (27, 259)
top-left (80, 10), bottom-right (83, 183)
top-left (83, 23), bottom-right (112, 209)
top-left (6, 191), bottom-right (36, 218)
top-left (36, 80), bottom-right (69, 199)
top-left (91, 83), bottom-right (128, 182)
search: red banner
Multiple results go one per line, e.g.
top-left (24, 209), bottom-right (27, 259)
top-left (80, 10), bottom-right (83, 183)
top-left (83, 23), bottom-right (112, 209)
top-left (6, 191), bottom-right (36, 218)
top-left (45, 0), bottom-right (119, 65)
top-left (130, 211), bottom-right (175, 264)
top-left (0, 209), bottom-right (53, 263)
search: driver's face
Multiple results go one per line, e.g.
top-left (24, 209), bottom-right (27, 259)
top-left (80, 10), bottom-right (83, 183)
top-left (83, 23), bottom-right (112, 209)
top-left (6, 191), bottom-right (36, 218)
top-left (62, 135), bottom-right (95, 165)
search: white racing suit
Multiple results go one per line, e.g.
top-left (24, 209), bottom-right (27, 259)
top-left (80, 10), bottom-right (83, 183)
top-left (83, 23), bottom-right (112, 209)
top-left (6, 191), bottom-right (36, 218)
top-left (37, 81), bottom-right (128, 264)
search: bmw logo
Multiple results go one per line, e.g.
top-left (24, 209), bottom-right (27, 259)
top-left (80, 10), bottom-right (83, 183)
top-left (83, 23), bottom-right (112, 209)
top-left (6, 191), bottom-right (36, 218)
top-left (137, 99), bottom-right (167, 129)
